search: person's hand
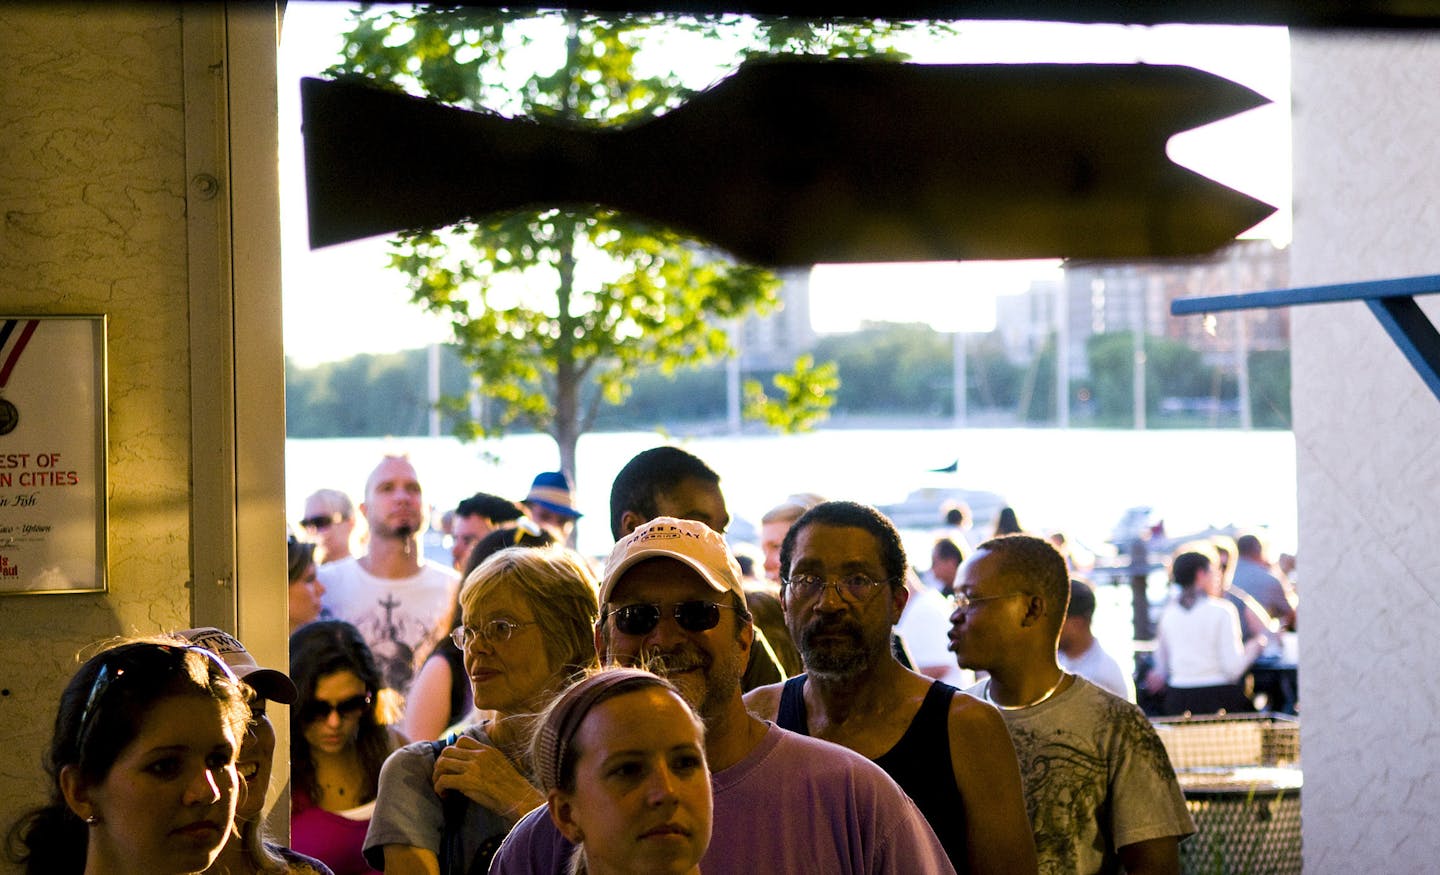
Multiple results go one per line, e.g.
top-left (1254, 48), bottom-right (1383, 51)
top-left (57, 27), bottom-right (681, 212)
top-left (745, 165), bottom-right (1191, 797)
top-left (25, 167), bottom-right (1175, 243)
top-left (1249, 632), bottom-right (1271, 656)
top-left (431, 735), bottom-right (544, 823)
top-left (1143, 668), bottom-right (1166, 695)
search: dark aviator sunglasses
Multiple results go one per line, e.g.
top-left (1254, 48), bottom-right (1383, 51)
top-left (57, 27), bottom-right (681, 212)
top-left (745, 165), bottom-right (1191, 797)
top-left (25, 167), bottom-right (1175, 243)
top-left (608, 600), bottom-right (735, 636)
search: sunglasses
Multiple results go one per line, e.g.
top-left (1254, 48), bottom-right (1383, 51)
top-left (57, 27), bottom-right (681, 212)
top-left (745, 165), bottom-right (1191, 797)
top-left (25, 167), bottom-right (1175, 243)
top-left (608, 600), bottom-right (735, 637)
top-left (299, 692), bottom-right (372, 724)
top-left (300, 513), bottom-right (343, 531)
top-left (78, 644), bottom-right (239, 757)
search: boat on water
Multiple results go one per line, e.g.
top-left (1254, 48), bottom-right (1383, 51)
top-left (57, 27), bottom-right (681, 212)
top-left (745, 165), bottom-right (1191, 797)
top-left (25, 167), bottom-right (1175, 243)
top-left (875, 486), bottom-right (1009, 532)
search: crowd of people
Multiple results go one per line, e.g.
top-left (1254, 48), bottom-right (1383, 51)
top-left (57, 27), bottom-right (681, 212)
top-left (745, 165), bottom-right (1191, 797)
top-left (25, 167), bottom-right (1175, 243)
top-left (5, 442), bottom-right (1302, 875)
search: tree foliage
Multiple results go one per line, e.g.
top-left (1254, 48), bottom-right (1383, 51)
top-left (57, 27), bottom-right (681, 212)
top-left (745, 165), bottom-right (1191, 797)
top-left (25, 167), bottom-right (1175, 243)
top-left (744, 354), bottom-right (840, 433)
top-left (327, 7), bottom-right (928, 480)
top-left (285, 324), bottom-right (1292, 436)
top-left (1248, 349), bottom-right (1292, 428)
top-left (1086, 331), bottom-right (1217, 424)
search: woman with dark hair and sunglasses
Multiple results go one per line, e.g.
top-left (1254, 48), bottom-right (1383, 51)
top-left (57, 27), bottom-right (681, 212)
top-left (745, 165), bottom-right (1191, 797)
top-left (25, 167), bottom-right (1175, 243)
top-left (289, 621), bottom-right (405, 875)
top-left (5, 638), bottom-right (251, 875)
top-left (364, 546), bottom-right (599, 875)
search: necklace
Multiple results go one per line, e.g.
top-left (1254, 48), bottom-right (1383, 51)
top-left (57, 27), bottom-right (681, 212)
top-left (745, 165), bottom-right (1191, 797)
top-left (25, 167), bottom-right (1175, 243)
top-left (985, 672), bottom-right (1067, 710)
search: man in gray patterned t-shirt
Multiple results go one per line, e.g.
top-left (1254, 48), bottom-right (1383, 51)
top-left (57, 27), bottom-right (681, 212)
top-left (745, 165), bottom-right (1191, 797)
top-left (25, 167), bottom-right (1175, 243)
top-left (948, 534), bottom-right (1194, 875)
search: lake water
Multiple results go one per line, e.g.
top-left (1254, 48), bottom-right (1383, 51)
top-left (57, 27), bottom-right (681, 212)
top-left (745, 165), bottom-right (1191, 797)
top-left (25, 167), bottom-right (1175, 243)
top-left (288, 427), bottom-right (1297, 673)
top-left (285, 427), bottom-right (1297, 561)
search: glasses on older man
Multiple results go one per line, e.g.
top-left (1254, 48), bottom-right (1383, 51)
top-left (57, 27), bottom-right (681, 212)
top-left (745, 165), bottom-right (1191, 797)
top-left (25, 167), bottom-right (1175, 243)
top-left (783, 573), bottom-right (894, 601)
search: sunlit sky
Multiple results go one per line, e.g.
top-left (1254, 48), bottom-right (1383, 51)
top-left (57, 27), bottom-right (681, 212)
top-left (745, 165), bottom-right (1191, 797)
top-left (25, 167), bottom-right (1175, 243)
top-left (278, 4), bottom-right (1290, 366)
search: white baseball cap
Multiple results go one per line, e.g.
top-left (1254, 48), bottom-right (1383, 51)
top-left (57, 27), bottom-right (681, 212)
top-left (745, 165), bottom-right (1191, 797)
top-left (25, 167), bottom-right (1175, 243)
top-left (601, 516), bottom-right (746, 605)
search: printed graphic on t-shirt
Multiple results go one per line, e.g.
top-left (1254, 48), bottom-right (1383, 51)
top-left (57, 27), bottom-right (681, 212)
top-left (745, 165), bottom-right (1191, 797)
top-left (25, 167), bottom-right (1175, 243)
top-left (352, 592), bottom-right (438, 694)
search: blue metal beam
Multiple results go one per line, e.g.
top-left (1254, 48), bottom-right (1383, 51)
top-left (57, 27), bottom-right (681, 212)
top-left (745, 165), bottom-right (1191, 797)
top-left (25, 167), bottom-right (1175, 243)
top-left (1170, 271), bottom-right (1440, 404)
top-left (1171, 272), bottom-right (1440, 315)
top-left (1366, 296), bottom-right (1440, 402)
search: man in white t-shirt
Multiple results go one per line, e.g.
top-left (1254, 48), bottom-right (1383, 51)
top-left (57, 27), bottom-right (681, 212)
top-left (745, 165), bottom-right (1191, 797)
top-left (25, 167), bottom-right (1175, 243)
top-left (898, 569), bottom-right (972, 688)
top-left (1058, 579), bottom-right (1135, 702)
top-left (319, 454), bottom-right (459, 699)
top-left (922, 537), bottom-right (965, 597)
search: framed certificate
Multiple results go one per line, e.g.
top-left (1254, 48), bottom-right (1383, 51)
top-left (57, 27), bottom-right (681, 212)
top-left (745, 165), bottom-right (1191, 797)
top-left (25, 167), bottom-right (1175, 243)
top-left (0, 316), bottom-right (107, 595)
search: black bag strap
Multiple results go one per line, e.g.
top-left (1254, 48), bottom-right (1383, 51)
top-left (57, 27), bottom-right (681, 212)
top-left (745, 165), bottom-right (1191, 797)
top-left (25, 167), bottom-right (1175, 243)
top-left (431, 731), bottom-right (503, 875)
top-left (429, 733), bottom-right (465, 875)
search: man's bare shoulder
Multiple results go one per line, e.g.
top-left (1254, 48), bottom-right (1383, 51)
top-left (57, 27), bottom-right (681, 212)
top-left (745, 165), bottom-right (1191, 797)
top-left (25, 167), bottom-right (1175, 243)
top-left (743, 680), bottom-right (784, 720)
top-left (946, 684), bottom-right (1012, 739)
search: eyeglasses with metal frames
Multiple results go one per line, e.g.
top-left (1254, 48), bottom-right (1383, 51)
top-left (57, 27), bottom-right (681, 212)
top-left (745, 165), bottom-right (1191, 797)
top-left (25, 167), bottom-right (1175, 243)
top-left (951, 590), bottom-right (1027, 612)
top-left (451, 618), bottom-right (538, 649)
top-left (783, 573), bottom-right (895, 601)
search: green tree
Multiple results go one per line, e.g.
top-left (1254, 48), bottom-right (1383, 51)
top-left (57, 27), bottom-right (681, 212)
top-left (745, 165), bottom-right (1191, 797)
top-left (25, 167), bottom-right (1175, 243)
top-left (744, 354), bottom-right (840, 432)
top-left (1018, 333), bottom-right (1057, 423)
top-left (811, 322), bottom-right (950, 415)
top-left (330, 8), bottom-right (922, 485)
top-left (1085, 331), bottom-right (1219, 425)
top-left (1248, 349), bottom-right (1292, 428)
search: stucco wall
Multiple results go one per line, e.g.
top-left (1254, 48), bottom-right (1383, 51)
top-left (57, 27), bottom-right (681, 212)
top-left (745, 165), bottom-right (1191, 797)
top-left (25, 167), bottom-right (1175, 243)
top-left (1291, 32), bottom-right (1440, 870)
top-left (0, 2), bottom-right (196, 847)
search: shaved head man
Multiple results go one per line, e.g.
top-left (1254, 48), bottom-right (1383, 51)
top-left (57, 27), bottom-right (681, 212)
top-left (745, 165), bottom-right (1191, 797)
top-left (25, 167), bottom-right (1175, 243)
top-left (318, 455), bottom-right (460, 699)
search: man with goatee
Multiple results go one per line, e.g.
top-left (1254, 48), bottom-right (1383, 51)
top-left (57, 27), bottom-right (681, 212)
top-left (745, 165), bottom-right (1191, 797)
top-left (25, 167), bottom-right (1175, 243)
top-left (319, 454), bottom-right (459, 699)
top-left (746, 500), bottom-right (1036, 875)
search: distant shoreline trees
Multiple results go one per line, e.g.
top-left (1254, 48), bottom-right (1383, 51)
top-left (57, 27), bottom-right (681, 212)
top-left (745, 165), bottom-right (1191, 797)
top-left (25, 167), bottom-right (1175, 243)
top-left (286, 323), bottom-right (1291, 437)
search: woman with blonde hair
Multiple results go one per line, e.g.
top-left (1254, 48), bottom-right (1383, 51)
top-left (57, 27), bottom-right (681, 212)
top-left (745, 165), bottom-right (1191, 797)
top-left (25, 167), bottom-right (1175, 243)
top-left (365, 545), bottom-right (600, 875)
top-left (404, 522), bottom-right (557, 741)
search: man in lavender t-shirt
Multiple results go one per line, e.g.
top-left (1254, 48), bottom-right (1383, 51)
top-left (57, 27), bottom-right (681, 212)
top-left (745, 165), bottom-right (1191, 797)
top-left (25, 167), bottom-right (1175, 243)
top-left (491, 517), bottom-right (953, 875)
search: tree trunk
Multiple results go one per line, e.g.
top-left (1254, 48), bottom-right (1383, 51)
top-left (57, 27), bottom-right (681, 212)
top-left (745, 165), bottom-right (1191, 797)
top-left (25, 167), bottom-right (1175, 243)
top-left (549, 17), bottom-right (583, 548)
